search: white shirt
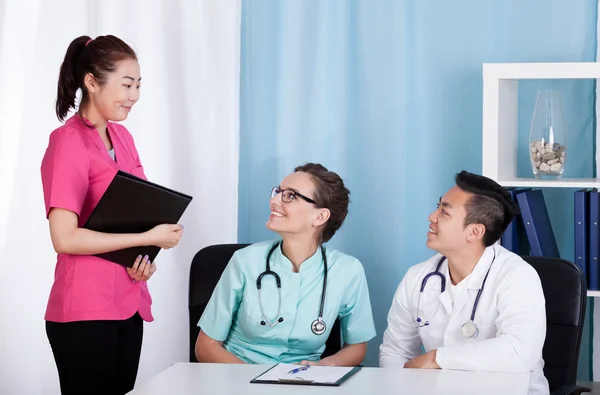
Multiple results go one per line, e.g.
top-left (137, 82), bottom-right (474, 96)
top-left (379, 245), bottom-right (549, 395)
top-left (448, 273), bottom-right (470, 305)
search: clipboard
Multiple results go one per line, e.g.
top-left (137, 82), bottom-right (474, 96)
top-left (83, 170), bottom-right (193, 267)
top-left (250, 363), bottom-right (362, 387)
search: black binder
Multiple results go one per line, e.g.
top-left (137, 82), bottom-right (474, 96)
top-left (84, 170), bottom-right (193, 267)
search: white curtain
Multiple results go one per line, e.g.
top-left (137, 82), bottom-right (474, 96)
top-left (0, 1), bottom-right (241, 393)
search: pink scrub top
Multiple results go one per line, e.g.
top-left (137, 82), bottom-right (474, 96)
top-left (41, 115), bottom-right (153, 323)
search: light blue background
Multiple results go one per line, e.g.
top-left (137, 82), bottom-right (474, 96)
top-left (238, 0), bottom-right (598, 377)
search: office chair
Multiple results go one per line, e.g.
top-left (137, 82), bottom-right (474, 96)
top-left (188, 243), bottom-right (343, 362)
top-left (522, 256), bottom-right (591, 395)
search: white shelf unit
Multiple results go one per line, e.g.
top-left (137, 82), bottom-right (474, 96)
top-left (482, 62), bottom-right (600, 187)
top-left (501, 178), bottom-right (600, 189)
top-left (481, 62), bottom-right (600, 297)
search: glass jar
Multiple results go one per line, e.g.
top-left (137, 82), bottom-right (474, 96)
top-left (529, 89), bottom-right (567, 180)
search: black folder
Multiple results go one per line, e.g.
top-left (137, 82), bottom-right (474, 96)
top-left (84, 170), bottom-right (193, 267)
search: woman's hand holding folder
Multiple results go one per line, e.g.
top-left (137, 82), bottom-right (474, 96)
top-left (142, 224), bottom-right (184, 249)
top-left (127, 254), bottom-right (157, 282)
top-left (126, 224), bottom-right (184, 281)
top-left (49, 209), bottom-right (182, 257)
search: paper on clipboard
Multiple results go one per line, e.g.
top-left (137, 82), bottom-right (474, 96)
top-left (254, 363), bottom-right (356, 384)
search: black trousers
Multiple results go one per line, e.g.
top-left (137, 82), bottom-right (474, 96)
top-left (46, 313), bottom-right (143, 395)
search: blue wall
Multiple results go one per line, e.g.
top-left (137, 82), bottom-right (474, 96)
top-left (238, 0), bottom-right (598, 373)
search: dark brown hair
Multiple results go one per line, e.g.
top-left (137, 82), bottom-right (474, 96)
top-left (55, 35), bottom-right (137, 122)
top-left (455, 170), bottom-right (519, 247)
top-left (294, 163), bottom-right (350, 244)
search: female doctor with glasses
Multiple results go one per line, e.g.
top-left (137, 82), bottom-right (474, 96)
top-left (195, 163), bottom-right (376, 366)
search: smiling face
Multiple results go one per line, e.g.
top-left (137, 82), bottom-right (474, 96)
top-left (426, 185), bottom-right (483, 255)
top-left (265, 171), bottom-right (330, 241)
top-left (84, 58), bottom-right (141, 122)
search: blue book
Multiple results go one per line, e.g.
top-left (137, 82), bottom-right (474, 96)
top-left (516, 190), bottom-right (560, 258)
top-left (501, 188), bottom-right (531, 255)
top-left (574, 189), bottom-right (590, 287)
top-left (588, 190), bottom-right (599, 290)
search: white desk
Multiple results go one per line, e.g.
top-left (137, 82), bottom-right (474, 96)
top-left (127, 362), bottom-right (531, 395)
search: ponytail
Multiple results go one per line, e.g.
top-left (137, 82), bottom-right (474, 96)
top-left (54, 35), bottom-right (138, 123)
top-left (55, 36), bottom-right (91, 122)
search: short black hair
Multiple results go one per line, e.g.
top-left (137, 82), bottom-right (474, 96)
top-left (455, 170), bottom-right (519, 247)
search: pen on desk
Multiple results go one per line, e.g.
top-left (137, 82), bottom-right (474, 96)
top-left (288, 365), bottom-right (311, 374)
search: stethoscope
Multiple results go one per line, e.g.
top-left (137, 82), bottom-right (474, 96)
top-left (257, 241), bottom-right (328, 335)
top-left (416, 249), bottom-right (496, 338)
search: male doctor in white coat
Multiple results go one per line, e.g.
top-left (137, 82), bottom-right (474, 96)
top-left (379, 170), bottom-right (549, 395)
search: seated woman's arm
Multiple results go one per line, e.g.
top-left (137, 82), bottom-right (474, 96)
top-left (194, 250), bottom-right (247, 363)
top-left (319, 342), bottom-right (367, 366)
top-left (307, 261), bottom-right (376, 367)
top-left (195, 330), bottom-right (245, 364)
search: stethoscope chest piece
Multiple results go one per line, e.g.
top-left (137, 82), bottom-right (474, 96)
top-left (460, 321), bottom-right (478, 338)
top-left (311, 318), bottom-right (326, 335)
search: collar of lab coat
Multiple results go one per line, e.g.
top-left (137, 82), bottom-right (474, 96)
top-left (272, 241), bottom-right (324, 275)
top-left (465, 245), bottom-right (497, 291)
top-left (434, 245), bottom-right (497, 316)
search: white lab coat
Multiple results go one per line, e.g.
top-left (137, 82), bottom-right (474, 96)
top-left (379, 245), bottom-right (550, 395)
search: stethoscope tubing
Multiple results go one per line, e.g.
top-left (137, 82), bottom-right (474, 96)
top-left (416, 249), bottom-right (496, 336)
top-left (258, 241), bottom-right (328, 335)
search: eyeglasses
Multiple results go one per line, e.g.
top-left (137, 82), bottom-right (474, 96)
top-left (270, 187), bottom-right (318, 206)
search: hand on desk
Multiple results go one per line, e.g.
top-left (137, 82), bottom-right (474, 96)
top-left (299, 343), bottom-right (367, 367)
top-left (404, 349), bottom-right (440, 370)
top-left (298, 359), bottom-right (335, 367)
top-left (298, 360), bottom-right (321, 366)
top-left (127, 254), bottom-right (157, 282)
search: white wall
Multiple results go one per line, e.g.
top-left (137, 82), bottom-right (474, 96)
top-left (0, 1), bottom-right (241, 393)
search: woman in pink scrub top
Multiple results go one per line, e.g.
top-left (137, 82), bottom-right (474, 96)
top-left (41, 35), bottom-right (184, 395)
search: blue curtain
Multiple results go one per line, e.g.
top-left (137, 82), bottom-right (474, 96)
top-left (238, 0), bottom-right (597, 371)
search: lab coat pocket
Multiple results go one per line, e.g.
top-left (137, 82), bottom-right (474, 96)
top-left (129, 166), bottom-right (146, 180)
top-left (70, 257), bottom-right (116, 312)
